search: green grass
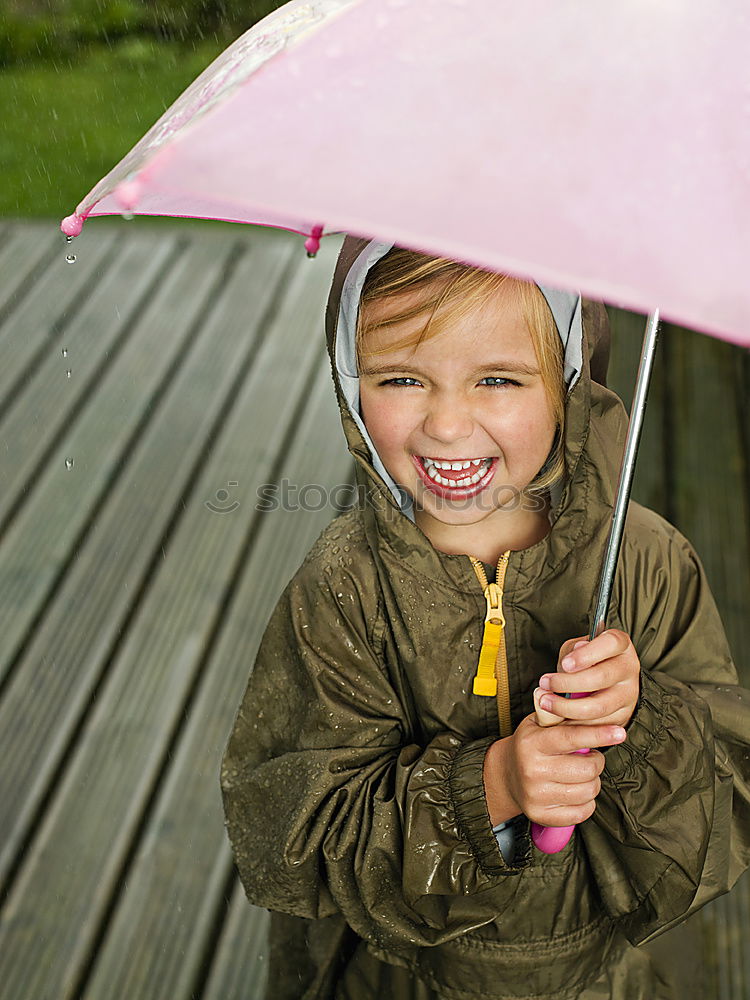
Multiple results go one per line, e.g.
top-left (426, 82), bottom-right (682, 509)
top-left (0, 38), bottom-right (224, 219)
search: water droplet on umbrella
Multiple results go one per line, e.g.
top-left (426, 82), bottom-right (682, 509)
top-left (122, 210), bottom-right (134, 221)
top-left (65, 458), bottom-right (74, 470)
top-left (65, 254), bottom-right (77, 264)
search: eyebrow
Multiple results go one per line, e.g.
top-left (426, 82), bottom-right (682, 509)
top-left (359, 360), bottom-right (541, 377)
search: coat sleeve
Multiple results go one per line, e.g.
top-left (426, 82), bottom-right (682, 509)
top-left (584, 520), bottom-right (750, 945)
top-left (220, 558), bottom-right (528, 956)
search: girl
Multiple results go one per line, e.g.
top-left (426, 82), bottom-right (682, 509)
top-left (221, 237), bottom-right (750, 999)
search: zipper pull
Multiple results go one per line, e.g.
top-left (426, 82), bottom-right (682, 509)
top-left (472, 583), bottom-right (505, 696)
top-left (485, 582), bottom-right (505, 626)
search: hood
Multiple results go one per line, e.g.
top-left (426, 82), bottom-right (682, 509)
top-left (324, 235), bottom-right (625, 593)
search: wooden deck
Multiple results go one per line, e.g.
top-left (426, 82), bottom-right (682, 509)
top-left (0, 220), bottom-right (747, 999)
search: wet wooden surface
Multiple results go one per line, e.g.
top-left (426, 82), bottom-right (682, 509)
top-left (0, 221), bottom-right (747, 999)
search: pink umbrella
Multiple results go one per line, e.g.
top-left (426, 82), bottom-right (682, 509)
top-left (61, 0), bottom-right (750, 347)
top-left (60, 0), bottom-right (748, 852)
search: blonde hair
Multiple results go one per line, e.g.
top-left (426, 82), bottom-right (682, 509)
top-left (355, 248), bottom-right (566, 491)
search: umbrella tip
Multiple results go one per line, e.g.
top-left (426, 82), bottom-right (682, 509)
top-left (304, 224), bottom-right (324, 258)
top-left (61, 214), bottom-right (84, 238)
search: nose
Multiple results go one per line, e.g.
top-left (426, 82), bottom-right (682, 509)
top-left (422, 392), bottom-right (474, 445)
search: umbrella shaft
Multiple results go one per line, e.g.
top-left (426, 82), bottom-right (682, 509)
top-left (590, 311), bottom-right (661, 640)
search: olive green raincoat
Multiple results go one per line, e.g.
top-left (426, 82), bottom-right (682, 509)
top-left (221, 237), bottom-right (750, 999)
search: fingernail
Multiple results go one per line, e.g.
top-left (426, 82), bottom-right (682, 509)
top-left (540, 695), bottom-right (553, 711)
top-left (612, 727), bottom-right (627, 742)
top-left (539, 675), bottom-right (552, 690)
top-left (560, 655), bottom-right (575, 671)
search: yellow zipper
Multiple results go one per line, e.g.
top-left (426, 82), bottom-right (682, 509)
top-left (470, 552), bottom-right (512, 737)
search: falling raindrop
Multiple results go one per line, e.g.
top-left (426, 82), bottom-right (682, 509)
top-left (65, 235), bottom-right (73, 244)
top-left (65, 254), bottom-right (77, 264)
top-left (65, 458), bottom-right (74, 470)
top-left (61, 348), bottom-right (68, 357)
top-left (66, 370), bottom-right (72, 379)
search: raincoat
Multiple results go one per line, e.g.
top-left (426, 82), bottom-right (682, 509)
top-left (221, 237), bottom-right (750, 1000)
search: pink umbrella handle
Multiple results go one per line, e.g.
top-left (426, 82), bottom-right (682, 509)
top-left (530, 821), bottom-right (576, 853)
top-left (531, 690), bottom-right (589, 854)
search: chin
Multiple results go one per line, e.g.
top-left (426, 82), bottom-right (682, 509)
top-left (413, 492), bottom-right (499, 525)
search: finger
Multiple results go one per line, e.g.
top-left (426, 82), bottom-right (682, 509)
top-left (540, 722), bottom-right (626, 755)
top-left (558, 629), bottom-right (631, 673)
top-left (529, 798), bottom-right (598, 828)
top-left (544, 750), bottom-right (606, 783)
top-left (558, 635), bottom-right (589, 662)
top-left (536, 687), bottom-right (632, 722)
top-left (539, 660), bottom-right (625, 695)
top-left (533, 776), bottom-right (602, 808)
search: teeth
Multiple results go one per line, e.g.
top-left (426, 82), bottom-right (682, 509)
top-left (423, 457), bottom-right (490, 470)
top-left (421, 458), bottom-right (492, 488)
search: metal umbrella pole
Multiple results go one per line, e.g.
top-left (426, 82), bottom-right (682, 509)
top-left (589, 310), bottom-right (661, 640)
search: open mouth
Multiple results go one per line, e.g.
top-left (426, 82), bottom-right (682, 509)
top-left (413, 456), bottom-right (498, 499)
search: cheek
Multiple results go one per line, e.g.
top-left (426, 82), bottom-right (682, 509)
top-left (359, 391), bottom-right (414, 456)
top-left (495, 392), bottom-right (556, 450)
top-left (523, 399), bottom-right (556, 439)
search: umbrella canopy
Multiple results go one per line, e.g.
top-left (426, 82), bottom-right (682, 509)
top-left (62, 0), bottom-right (750, 347)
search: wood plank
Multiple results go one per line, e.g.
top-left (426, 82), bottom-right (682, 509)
top-left (0, 223), bottom-right (65, 322)
top-left (702, 875), bottom-right (750, 999)
top-left (0, 234), bottom-right (203, 686)
top-left (0, 238), bottom-right (343, 1000)
top-left (81, 359), bottom-right (350, 999)
top-left (739, 346), bottom-right (750, 564)
top-left (202, 886), bottom-right (269, 1000)
top-left (668, 323), bottom-right (750, 672)
top-left (0, 230), bottom-right (177, 527)
top-left (0, 227), bottom-right (122, 404)
top-left (0, 232), bottom-right (297, 887)
top-left (701, 873), bottom-right (750, 1000)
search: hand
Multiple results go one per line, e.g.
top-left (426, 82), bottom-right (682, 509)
top-left (483, 716), bottom-right (626, 828)
top-left (537, 629), bottom-right (641, 729)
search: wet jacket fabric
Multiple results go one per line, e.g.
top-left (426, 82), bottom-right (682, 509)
top-left (221, 237), bottom-right (750, 999)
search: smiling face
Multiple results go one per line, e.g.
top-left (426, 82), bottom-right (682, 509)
top-left (358, 278), bottom-right (559, 560)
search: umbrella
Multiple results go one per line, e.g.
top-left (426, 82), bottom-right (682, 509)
top-left (61, 0), bottom-right (750, 348)
top-left (60, 0), bottom-right (748, 851)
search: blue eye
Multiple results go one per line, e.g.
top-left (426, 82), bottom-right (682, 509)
top-left (381, 377), bottom-right (422, 387)
top-left (480, 376), bottom-right (518, 387)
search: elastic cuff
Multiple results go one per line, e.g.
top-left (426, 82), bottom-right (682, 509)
top-left (602, 669), bottom-right (668, 779)
top-left (449, 737), bottom-right (529, 876)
